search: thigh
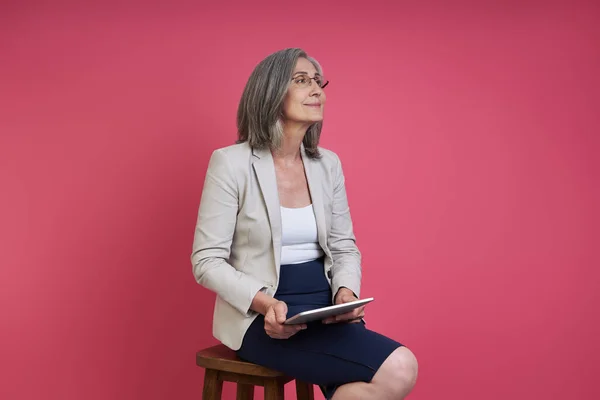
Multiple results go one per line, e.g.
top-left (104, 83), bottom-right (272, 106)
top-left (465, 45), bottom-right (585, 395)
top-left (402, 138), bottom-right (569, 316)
top-left (237, 315), bottom-right (403, 387)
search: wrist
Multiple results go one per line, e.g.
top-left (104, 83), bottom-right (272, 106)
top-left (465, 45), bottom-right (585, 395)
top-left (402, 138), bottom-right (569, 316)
top-left (262, 298), bottom-right (279, 315)
top-left (338, 287), bottom-right (354, 295)
top-left (251, 289), bottom-right (279, 316)
top-left (335, 287), bottom-right (356, 301)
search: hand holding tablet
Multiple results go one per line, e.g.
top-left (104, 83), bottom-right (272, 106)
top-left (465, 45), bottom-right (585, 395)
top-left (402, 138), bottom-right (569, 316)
top-left (284, 297), bottom-right (374, 325)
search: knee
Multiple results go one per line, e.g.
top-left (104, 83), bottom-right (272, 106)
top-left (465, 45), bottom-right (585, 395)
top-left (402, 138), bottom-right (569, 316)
top-left (386, 347), bottom-right (419, 394)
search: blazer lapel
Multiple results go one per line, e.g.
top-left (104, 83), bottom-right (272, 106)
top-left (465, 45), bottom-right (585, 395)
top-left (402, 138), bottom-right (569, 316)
top-left (251, 147), bottom-right (282, 275)
top-left (301, 144), bottom-right (328, 253)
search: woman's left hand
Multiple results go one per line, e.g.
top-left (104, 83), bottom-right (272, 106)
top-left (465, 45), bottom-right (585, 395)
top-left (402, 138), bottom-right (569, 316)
top-left (322, 287), bottom-right (365, 324)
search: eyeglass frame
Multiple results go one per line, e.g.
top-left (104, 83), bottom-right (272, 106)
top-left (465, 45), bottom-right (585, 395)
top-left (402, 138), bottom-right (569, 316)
top-left (290, 73), bottom-right (329, 89)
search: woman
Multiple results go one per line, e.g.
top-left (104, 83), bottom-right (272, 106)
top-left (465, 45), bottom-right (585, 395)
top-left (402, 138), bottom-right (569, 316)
top-left (191, 48), bottom-right (418, 399)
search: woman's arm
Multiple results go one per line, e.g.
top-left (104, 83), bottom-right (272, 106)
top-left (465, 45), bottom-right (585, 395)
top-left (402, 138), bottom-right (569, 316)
top-left (250, 290), bottom-right (279, 316)
top-left (327, 153), bottom-right (362, 302)
top-left (191, 149), bottom-right (267, 316)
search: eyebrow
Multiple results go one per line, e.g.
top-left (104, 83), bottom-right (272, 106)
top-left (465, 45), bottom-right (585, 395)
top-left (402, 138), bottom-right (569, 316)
top-left (292, 71), bottom-right (321, 76)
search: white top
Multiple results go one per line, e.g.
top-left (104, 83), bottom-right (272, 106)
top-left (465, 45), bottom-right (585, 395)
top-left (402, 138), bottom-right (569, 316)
top-left (280, 204), bottom-right (325, 265)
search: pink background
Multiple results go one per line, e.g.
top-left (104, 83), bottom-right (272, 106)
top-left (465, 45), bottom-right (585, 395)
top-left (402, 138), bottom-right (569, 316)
top-left (1, 1), bottom-right (599, 399)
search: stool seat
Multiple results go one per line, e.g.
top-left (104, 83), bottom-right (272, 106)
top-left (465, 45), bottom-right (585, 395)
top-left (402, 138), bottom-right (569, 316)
top-left (196, 344), bottom-right (286, 378)
top-left (196, 344), bottom-right (314, 400)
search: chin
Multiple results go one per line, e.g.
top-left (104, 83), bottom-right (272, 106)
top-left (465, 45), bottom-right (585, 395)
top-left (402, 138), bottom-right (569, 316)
top-left (305, 114), bottom-right (324, 123)
top-left (287, 114), bottom-right (323, 125)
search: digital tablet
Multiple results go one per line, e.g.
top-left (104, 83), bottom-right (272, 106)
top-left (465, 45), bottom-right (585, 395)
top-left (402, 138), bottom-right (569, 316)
top-left (283, 297), bottom-right (374, 325)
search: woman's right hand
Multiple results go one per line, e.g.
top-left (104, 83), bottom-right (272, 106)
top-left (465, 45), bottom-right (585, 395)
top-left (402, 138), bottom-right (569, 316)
top-left (264, 300), bottom-right (307, 339)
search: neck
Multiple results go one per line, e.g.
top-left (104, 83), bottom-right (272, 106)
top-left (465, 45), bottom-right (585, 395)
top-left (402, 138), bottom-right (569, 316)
top-left (271, 123), bottom-right (308, 162)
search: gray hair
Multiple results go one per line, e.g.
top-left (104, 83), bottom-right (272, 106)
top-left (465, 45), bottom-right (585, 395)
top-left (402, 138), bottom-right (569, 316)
top-left (236, 48), bottom-right (323, 159)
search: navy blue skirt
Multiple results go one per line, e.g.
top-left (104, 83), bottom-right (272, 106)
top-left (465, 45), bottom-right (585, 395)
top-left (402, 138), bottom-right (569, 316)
top-left (236, 258), bottom-right (402, 399)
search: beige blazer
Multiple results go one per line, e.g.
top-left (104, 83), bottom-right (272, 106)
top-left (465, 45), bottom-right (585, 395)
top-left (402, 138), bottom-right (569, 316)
top-left (191, 142), bottom-right (362, 350)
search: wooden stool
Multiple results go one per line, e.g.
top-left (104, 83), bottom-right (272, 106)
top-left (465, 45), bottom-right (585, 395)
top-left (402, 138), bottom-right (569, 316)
top-left (196, 344), bottom-right (314, 400)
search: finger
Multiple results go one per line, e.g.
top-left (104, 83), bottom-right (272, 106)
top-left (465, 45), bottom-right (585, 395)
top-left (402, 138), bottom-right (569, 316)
top-left (349, 306), bottom-right (365, 318)
top-left (265, 310), bottom-right (283, 334)
top-left (282, 324), bottom-right (306, 335)
top-left (322, 302), bottom-right (365, 323)
top-left (271, 326), bottom-right (304, 339)
top-left (336, 306), bottom-right (364, 322)
top-left (267, 328), bottom-right (288, 339)
top-left (323, 311), bottom-right (353, 324)
top-left (289, 325), bottom-right (307, 335)
top-left (269, 333), bottom-right (287, 339)
top-left (345, 307), bottom-right (365, 323)
top-left (264, 311), bottom-right (276, 327)
top-left (270, 320), bottom-right (305, 334)
top-left (336, 311), bottom-right (356, 321)
top-left (295, 324), bottom-right (308, 331)
top-left (274, 303), bottom-right (288, 324)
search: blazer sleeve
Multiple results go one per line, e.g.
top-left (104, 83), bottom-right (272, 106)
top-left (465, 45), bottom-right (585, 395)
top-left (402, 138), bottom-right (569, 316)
top-left (191, 149), bottom-right (266, 316)
top-left (328, 153), bottom-right (362, 300)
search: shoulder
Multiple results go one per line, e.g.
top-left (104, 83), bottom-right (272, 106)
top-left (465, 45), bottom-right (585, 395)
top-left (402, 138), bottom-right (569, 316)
top-left (313, 146), bottom-right (344, 175)
top-left (316, 146), bottom-right (341, 164)
top-left (207, 142), bottom-right (252, 170)
top-left (305, 146), bottom-right (348, 187)
top-left (203, 143), bottom-right (253, 188)
top-left (212, 142), bottom-right (252, 160)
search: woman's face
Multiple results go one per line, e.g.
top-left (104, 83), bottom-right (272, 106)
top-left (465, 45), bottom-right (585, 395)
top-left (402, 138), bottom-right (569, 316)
top-left (281, 57), bottom-right (326, 127)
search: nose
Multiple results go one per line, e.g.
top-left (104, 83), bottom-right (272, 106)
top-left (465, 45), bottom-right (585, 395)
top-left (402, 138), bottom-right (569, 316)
top-left (309, 81), bottom-right (323, 96)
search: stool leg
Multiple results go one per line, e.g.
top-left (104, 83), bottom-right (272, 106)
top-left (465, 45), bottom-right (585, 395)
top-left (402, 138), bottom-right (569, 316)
top-left (295, 380), bottom-right (314, 400)
top-left (202, 369), bottom-right (223, 400)
top-left (264, 378), bottom-right (284, 400)
top-left (236, 383), bottom-right (254, 400)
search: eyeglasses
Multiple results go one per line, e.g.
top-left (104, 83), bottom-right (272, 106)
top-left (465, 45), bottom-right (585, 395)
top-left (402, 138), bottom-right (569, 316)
top-left (290, 73), bottom-right (329, 89)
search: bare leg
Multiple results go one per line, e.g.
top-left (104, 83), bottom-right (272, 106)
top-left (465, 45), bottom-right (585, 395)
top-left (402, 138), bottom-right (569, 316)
top-left (331, 347), bottom-right (418, 400)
